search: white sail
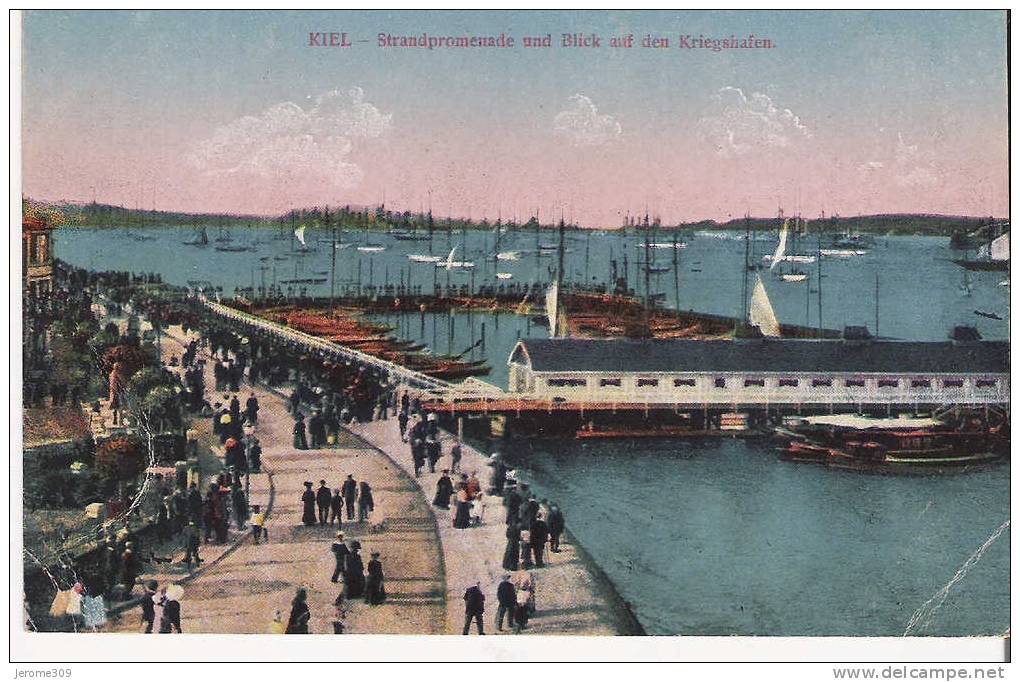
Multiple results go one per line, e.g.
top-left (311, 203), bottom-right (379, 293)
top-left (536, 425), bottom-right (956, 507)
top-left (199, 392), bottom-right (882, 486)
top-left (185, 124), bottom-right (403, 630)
top-left (990, 233), bottom-right (1009, 261)
top-left (546, 280), bottom-right (561, 337)
top-left (445, 247), bottom-right (457, 270)
top-left (770, 219), bottom-right (789, 270)
top-left (294, 225), bottom-right (306, 246)
top-left (749, 274), bottom-right (781, 337)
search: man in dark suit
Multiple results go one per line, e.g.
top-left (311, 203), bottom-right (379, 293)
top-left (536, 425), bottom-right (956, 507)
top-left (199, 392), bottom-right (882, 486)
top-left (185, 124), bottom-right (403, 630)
top-left (316, 480), bottom-right (331, 525)
top-left (463, 582), bottom-right (485, 635)
top-left (342, 475), bottom-right (358, 520)
top-left (530, 515), bottom-right (549, 568)
top-left (495, 575), bottom-right (516, 631)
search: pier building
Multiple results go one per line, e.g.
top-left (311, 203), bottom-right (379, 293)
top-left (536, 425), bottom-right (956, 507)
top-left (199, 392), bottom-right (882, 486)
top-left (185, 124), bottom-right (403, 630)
top-left (507, 329), bottom-right (1009, 410)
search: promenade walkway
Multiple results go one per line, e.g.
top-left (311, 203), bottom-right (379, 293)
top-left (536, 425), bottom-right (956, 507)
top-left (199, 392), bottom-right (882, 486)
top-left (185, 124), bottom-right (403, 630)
top-left (349, 418), bottom-right (632, 635)
top-left (194, 305), bottom-right (642, 636)
top-left (108, 329), bottom-right (445, 634)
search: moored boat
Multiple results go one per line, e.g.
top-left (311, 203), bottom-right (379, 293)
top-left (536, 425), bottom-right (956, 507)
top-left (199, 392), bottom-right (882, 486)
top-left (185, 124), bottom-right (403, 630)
top-left (776, 413), bottom-right (1008, 471)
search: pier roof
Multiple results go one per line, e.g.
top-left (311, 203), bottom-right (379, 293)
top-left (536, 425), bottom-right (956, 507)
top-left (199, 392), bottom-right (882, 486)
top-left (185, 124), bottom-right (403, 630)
top-left (513, 338), bottom-right (1009, 375)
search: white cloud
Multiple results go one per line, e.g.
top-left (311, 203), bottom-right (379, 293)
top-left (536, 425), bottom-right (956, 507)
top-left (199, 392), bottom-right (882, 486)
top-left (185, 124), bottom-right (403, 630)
top-left (553, 94), bottom-right (622, 147)
top-left (893, 132), bottom-right (938, 188)
top-left (698, 86), bottom-right (809, 157)
top-left (190, 87), bottom-right (391, 188)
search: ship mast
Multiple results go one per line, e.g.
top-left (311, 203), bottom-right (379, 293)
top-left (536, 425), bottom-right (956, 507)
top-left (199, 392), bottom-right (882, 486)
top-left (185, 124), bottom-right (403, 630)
top-left (328, 205), bottom-right (336, 316)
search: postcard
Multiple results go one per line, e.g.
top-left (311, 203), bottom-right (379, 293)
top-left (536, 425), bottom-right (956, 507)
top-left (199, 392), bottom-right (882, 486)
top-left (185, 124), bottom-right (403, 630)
top-left (13, 9), bottom-right (1010, 665)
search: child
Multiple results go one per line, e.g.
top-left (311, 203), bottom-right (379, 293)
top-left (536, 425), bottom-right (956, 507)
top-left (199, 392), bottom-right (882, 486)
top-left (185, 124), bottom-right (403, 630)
top-left (471, 493), bottom-right (486, 526)
top-left (251, 505), bottom-right (267, 544)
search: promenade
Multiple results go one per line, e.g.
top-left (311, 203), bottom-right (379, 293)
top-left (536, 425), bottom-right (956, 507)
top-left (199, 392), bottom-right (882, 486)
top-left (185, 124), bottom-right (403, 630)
top-left (108, 328), bottom-right (445, 634)
top-left (349, 417), bottom-right (635, 635)
top-left (107, 317), bottom-right (635, 636)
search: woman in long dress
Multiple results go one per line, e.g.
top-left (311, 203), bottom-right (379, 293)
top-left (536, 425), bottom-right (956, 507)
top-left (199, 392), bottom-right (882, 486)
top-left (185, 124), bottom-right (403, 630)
top-left (285, 588), bottom-right (310, 634)
top-left (452, 486), bottom-right (472, 529)
top-left (344, 543), bottom-right (365, 599)
top-left (301, 482), bottom-right (316, 526)
top-left (365, 552), bottom-right (385, 605)
top-left (432, 471), bottom-right (454, 509)
top-left (502, 522), bottom-right (520, 571)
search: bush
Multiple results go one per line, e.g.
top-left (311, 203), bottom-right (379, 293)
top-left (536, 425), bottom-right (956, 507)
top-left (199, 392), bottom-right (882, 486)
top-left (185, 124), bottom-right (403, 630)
top-left (94, 436), bottom-right (149, 487)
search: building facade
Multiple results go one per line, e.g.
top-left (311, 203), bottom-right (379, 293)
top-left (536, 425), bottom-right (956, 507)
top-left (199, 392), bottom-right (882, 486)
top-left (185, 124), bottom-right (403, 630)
top-left (508, 334), bottom-right (1009, 410)
top-left (23, 215), bottom-right (54, 299)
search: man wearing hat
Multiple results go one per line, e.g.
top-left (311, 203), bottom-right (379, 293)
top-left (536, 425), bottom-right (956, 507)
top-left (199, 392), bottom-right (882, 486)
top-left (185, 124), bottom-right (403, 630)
top-left (330, 532), bottom-right (349, 583)
top-left (495, 574), bottom-right (516, 631)
top-left (316, 480), bottom-right (332, 525)
top-left (462, 581), bottom-right (485, 635)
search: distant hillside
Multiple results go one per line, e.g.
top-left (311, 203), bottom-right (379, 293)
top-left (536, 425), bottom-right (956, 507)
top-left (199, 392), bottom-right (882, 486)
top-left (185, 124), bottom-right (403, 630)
top-left (671, 214), bottom-right (1001, 236)
top-left (25, 199), bottom-right (1003, 236)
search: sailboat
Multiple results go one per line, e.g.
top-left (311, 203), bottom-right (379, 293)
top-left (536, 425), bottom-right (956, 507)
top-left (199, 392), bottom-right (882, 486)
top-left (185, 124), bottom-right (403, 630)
top-left (183, 225), bottom-right (209, 246)
top-left (215, 226), bottom-right (233, 243)
top-left (496, 250), bottom-right (522, 261)
top-left (819, 248), bottom-right (867, 258)
top-left (637, 241), bottom-right (687, 250)
top-left (953, 232), bottom-right (1009, 271)
top-left (496, 272), bottom-right (514, 280)
top-left (545, 279), bottom-right (569, 337)
top-left (749, 274), bottom-right (781, 337)
top-left (357, 243), bottom-right (386, 253)
top-left (408, 254), bottom-right (442, 263)
top-left (766, 219), bottom-right (789, 269)
top-left (767, 218), bottom-right (809, 282)
top-left (435, 246), bottom-right (474, 269)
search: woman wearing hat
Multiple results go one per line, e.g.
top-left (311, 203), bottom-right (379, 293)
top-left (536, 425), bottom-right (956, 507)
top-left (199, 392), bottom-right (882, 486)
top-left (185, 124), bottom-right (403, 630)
top-left (365, 551), bottom-right (386, 605)
top-left (344, 541), bottom-right (365, 599)
top-left (300, 482), bottom-right (317, 526)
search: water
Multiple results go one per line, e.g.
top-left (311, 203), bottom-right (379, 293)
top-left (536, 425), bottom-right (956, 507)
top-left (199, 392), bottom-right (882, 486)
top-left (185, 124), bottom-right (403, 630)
top-left (55, 224), bottom-right (1010, 635)
top-left (57, 224), bottom-right (1009, 343)
top-left (501, 438), bottom-right (1009, 636)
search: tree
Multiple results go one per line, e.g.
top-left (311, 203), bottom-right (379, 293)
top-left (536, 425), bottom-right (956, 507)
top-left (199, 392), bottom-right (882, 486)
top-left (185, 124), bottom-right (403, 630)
top-left (94, 436), bottom-right (148, 494)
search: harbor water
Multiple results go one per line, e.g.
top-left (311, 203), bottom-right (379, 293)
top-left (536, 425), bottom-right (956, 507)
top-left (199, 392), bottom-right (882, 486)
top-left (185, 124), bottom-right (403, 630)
top-left (56, 224), bottom-right (1010, 636)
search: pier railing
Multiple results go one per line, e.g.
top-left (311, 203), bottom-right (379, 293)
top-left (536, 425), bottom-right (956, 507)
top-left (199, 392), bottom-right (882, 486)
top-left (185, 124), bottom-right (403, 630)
top-left (202, 299), bottom-right (508, 402)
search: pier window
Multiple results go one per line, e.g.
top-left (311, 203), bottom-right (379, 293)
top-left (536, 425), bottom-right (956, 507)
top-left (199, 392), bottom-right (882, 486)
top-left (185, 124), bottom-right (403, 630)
top-left (599, 378), bottom-right (622, 387)
top-left (878, 379), bottom-right (899, 388)
top-left (547, 378), bottom-right (587, 388)
top-left (744, 378), bottom-right (766, 387)
top-left (845, 379), bottom-right (865, 388)
top-left (637, 378), bottom-right (659, 387)
top-left (673, 378), bottom-right (696, 388)
top-left (976, 379), bottom-right (997, 388)
top-left (811, 378), bottom-right (833, 388)
top-left (910, 379), bottom-right (932, 388)
top-left (778, 378), bottom-right (799, 387)
top-left (941, 379), bottom-right (964, 388)
top-left (714, 378), bottom-right (726, 389)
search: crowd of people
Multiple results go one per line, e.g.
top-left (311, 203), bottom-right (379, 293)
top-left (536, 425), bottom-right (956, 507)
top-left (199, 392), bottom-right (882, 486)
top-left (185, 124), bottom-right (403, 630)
top-left (70, 294), bottom-right (575, 636)
top-left (394, 386), bottom-right (569, 635)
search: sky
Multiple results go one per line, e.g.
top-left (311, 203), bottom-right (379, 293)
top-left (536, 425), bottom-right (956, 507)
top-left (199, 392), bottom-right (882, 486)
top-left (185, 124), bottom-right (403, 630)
top-left (20, 10), bottom-right (1009, 226)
